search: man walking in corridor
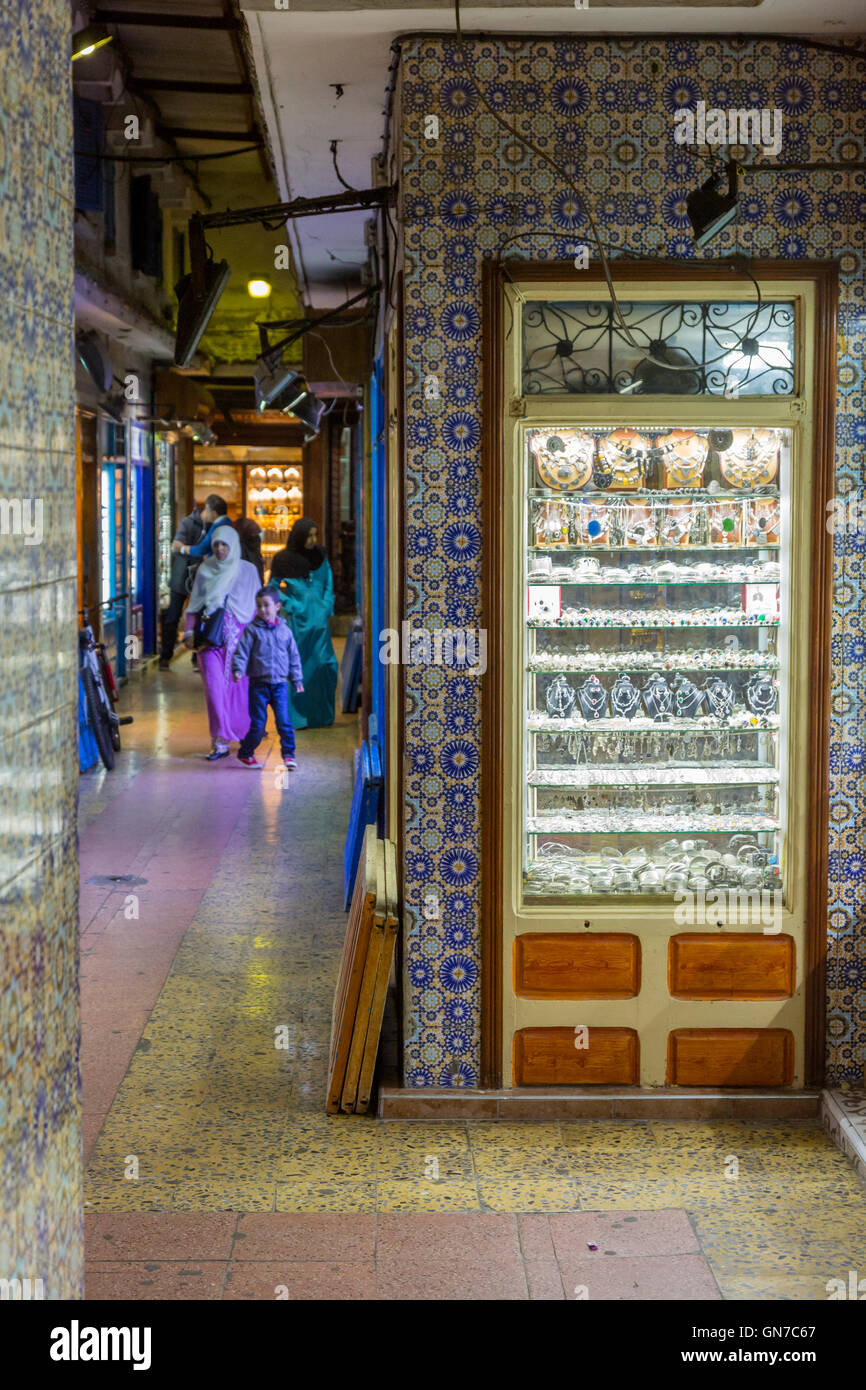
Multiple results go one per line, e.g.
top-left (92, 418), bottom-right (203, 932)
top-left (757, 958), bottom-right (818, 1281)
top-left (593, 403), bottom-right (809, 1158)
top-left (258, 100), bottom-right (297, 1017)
top-left (159, 502), bottom-right (205, 669)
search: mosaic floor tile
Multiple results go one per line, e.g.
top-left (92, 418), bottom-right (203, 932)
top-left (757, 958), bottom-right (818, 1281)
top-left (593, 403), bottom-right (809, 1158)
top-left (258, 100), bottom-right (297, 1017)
top-left (576, 1177), bottom-right (746, 1212)
top-left (375, 1180), bottom-right (481, 1212)
top-left (274, 1183), bottom-right (378, 1213)
top-left (79, 674), bottom-right (866, 1301)
top-left (560, 1121), bottom-right (656, 1149)
top-left (478, 1179), bottom-right (580, 1212)
top-left (473, 1148), bottom-right (574, 1178)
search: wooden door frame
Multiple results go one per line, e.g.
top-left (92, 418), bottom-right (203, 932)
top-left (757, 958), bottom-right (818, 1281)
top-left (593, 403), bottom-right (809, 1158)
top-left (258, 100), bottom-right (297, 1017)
top-left (480, 258), bottom-right (838, 1090)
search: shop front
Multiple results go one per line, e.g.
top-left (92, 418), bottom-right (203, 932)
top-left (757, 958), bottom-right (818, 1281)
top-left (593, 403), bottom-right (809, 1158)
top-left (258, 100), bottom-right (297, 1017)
top-left (192, 446), bottom-right (305, 572)
top-left (383, 34), bottom-right (864, 1111)
top-left (482, 263), bottom-right (835, 1098)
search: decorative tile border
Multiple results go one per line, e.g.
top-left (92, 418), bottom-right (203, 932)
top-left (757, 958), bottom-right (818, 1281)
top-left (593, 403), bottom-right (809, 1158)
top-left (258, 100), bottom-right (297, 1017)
top-left (397, 35), bottom-right (866, 1088)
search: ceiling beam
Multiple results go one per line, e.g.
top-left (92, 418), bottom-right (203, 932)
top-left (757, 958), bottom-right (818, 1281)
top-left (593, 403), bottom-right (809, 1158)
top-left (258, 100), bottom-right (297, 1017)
top-left (157, 126), bottom-right (261, 143)
top-left (221, 0), bottom-right (273, 183)
top-left (130, 78), bottom-right (252, 95)
top-left (94, 10), bottom-right (239, 29)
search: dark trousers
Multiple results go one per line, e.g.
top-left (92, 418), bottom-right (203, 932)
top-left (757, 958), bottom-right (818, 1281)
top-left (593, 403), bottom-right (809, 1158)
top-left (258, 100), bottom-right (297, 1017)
top-left (239, 680), bottom-right (296, 758)
top-left (160, 590), bottom-right (187, 661)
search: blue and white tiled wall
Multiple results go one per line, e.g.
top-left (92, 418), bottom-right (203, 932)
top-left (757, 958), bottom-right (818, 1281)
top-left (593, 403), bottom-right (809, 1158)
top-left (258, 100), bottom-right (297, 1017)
top-left (0, 1), bottom-right (81, 1294)
top-left (397, 35), bottom-right (866, 1088)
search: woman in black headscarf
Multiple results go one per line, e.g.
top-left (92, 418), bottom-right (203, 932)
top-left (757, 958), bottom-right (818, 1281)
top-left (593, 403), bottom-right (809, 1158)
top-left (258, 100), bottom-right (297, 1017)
top-left (268, 519), bottom-right (338, 727)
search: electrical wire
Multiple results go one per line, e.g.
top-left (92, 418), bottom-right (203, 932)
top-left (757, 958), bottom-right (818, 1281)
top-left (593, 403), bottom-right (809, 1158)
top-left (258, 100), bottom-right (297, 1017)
top-left (452, 0), bottom-right (768, 374)
top-left (498, 232), bottom-right (764, 388)
top-left (306, 330), bottom-right (350, 387)
top-left (330, 140), bottom-right (356, 192)
top-left (73, 144), bottom-right (261, 164)
top-left (383, 199), bottom-right (400, 311)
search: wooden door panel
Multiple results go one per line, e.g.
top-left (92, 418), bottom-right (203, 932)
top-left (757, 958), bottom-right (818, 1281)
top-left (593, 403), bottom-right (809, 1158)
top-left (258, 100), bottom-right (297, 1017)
top-left (514, 933), bottom-right (641, 999)
top-left (667, 1028), bottom-right (794, 1086)
top-left (514, 1026), bottom-right (639, 1085)
top-left (669, 933), bottom-right (795, 1000)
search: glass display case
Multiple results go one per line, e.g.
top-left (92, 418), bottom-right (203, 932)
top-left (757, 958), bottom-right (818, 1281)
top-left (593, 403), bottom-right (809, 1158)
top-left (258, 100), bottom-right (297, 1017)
top-left (521, 424), bottom-right (789, 902)
top-left (246, 462), bottom-right (303, 562)
top-left (192, 462), bottom-right (243, 520)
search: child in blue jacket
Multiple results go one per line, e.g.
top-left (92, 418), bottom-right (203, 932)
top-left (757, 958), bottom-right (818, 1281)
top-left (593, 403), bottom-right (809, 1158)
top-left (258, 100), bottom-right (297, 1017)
top-left (232, 588), bottom-right (304, 768)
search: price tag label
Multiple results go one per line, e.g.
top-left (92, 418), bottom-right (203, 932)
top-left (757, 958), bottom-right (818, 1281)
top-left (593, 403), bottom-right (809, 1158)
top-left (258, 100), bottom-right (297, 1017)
top-left (743, 583), bottom-right (779, 620)
top-left (527, 585), bottom-right (561, 621)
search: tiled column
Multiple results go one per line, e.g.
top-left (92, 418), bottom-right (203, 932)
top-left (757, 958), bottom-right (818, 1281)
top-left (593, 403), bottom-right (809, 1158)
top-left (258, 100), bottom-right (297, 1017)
top-left (0, 1), bottom-right (81, 1297)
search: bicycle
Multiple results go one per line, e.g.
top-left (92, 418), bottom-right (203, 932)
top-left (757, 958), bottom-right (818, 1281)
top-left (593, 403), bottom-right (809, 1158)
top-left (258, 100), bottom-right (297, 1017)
top-left (78, 608), bottom-right (133, 770)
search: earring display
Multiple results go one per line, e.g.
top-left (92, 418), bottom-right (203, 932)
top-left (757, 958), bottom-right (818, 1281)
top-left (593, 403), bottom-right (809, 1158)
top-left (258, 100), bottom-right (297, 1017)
top-left (623, 503), bottom-right (658, 547)
top-left (523, 422), bottom-right (789, 899)
top-left (745, 498), bottom-right (781, 545)
top-left (659, 499), bottom-right (698, 547)
top-left (707, 500), bottom-right (743, 545)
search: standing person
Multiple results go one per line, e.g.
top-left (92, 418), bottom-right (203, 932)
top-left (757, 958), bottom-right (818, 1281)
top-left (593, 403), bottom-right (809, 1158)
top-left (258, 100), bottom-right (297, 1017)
top-left (234, 515), bottom-right (265, 583)
top-left (172, 493), bottom-right (231, 563)
top-left (183, 528), bottom-right (259, 761)
top-left (159, 501), bottom-right (204, 669)
top-left (268, 518), bottom-right (338, 729)
top-left (232, 587), bottom-right (304, 769)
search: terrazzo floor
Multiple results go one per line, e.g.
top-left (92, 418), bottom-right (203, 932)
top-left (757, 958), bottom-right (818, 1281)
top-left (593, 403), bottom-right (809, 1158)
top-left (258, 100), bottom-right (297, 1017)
top-left (79, 660), bottom-right (866, 1300)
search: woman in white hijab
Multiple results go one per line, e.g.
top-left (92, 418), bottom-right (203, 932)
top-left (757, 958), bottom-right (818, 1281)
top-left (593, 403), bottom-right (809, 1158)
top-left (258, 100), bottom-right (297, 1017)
top-left (183, 527), bottom-right (259, 760)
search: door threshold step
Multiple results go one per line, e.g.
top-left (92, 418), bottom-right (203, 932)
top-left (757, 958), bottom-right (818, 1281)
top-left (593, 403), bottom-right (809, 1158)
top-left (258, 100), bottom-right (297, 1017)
top-left (377, 1082), bottom-right (820, 1121)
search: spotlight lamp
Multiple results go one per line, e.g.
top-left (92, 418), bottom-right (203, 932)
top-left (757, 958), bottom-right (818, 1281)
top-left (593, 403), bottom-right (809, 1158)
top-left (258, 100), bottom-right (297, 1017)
top-left (174, 217), bottom-right (231, 368)
top-left (72, 23), bottom-right (114, 61)
top-left (686, 161), bottom-right (740, 248)
top-left (253, 347), bottom-right (306, 414)
top-left (291, 391), bottom-right (327, 439)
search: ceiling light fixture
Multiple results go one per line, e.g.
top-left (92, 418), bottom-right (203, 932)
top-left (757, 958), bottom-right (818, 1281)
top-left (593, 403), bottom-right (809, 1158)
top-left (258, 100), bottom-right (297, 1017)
top-left (291, 391), bottom-right (327, 440)
top-left (254, 346), bottom-right (306, 414)
top-left (174, 220), bottom-right (231, 368)
top-left (247, 278), bottom-right (271, 299)
top-left (687, 161), bottom-right (741, 248)
top-left (72, 23), bottom-right (114, 61)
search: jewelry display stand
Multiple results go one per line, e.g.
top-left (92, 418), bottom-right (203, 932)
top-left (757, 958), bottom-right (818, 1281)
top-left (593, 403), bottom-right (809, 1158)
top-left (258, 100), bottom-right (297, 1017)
top-left (523, 424), bottom-right (787, 900)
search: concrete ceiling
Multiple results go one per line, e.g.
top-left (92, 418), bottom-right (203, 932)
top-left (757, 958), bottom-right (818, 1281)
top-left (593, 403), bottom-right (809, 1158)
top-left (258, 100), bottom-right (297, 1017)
top-left (87, 0), bottom-right (304, 363)
top-left (242, 0), bottom-right (865, 307)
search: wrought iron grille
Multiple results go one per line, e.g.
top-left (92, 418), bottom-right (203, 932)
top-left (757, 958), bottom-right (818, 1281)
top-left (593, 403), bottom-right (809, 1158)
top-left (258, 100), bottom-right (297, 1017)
top-left (521, 300), bottom-right (795, 397)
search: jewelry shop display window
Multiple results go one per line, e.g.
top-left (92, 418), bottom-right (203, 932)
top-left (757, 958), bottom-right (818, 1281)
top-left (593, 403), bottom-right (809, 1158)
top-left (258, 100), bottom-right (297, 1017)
top-left (486, 266), bottom-right (835, 1092)
top-left (523, 422), bottom-right (789, 902)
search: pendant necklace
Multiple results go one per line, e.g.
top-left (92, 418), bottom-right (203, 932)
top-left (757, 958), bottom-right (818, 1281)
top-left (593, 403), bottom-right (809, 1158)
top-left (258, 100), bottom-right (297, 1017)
top-left (610, 674), bottom-right (642, 720)
top-left (577, 675), bottom-right (609, 720)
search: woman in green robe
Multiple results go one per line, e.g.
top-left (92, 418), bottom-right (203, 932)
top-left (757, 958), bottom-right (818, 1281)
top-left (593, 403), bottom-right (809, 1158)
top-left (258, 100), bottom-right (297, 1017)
top-left (268, 519), bottom-right (338, 728)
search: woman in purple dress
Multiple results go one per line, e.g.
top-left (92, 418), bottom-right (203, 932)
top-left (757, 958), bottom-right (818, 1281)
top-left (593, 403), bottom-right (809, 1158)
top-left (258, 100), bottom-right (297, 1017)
top-left (183, 527), bottom-right (259, 760)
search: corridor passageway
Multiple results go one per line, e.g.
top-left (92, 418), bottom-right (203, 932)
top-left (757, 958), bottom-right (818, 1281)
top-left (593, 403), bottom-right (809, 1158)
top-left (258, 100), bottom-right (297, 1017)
top-left (77, 669), bottom-right (866, 1301)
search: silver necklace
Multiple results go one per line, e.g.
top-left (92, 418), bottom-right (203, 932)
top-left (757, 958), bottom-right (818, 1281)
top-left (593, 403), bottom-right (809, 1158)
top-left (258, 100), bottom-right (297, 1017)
top-left (577, 676), bottom-right (608, 720)
top-left (610, 674), bottom-right (641, 720)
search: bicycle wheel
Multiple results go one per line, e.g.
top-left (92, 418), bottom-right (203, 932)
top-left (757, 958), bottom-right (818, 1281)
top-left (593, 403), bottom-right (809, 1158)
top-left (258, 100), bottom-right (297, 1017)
top-left (81, 667), bottom-right (116, 770)
top-left (97, 646), bottom-right (118, 706)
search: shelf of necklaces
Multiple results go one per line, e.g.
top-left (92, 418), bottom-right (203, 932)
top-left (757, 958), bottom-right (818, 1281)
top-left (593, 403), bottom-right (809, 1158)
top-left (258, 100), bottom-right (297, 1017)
top-left (523, 548), bottom-right (782, 845)
top-left (521, 428), bottom-right (785, 896)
